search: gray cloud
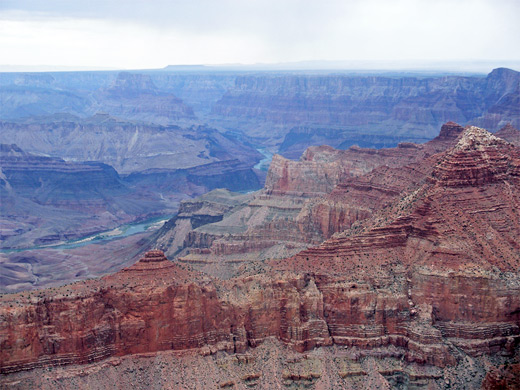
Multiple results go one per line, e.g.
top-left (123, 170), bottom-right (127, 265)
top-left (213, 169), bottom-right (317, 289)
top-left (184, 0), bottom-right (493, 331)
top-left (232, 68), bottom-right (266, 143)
top-left (1, 0), bottom-right (519, 69)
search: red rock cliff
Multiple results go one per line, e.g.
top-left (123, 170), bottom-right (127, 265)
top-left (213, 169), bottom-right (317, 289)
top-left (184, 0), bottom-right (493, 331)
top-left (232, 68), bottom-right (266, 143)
top-left (1, 126), bottom-right (519, 389)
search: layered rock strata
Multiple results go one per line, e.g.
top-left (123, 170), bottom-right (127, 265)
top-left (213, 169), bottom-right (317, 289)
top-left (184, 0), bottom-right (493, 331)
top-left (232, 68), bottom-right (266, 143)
top-left (211, 68), bottom-right (520, 143)
top-left (1, 126), bottom-right (520, 388)
top-left (1, 253), bottom-right (517, 386)
top-left (274, 126), bottom-right (520, 362)
top-left (0, 144), bottom-right (160, 250)
top-left (0, 252), bottom-right (466, 375)
top-left (0, 115), bottom-right (262, 174)
top-left (91, 72), bottom-right (195, 124)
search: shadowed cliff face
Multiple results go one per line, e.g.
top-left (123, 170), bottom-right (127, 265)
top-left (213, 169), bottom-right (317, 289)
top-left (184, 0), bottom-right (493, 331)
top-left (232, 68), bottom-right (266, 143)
top-left (1, 125), bottom-right (519, 389)
top-left (0, 144), bottom-right (165, 250)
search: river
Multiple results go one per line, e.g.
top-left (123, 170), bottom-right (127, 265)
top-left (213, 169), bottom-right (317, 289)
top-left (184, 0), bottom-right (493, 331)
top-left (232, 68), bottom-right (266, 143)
top-left (254, 148), bottom-right (274, 171)
top-left (1, 215), bottom-right (173, 254)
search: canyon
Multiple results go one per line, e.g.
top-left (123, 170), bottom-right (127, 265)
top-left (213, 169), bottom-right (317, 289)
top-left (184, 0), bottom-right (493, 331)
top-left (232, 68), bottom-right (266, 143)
top-left (1, 65), bottom-right (520, 388)
top-left (1, 69), bottom-right (517, 250)
top-left (0, 114), bottom-right (261, 174)
top-left (1, 123), bottom-right (519, 389)
top-left (0, 138), bottom-right (260, 251)
top-left (0, 113), bottom-right (262, 251)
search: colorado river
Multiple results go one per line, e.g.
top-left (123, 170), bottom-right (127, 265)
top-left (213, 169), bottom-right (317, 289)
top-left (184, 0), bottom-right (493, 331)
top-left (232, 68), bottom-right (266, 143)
top-left (1, 215), bottom-right (173, 254)
top-left (254, 148), bottom-right (274, 171)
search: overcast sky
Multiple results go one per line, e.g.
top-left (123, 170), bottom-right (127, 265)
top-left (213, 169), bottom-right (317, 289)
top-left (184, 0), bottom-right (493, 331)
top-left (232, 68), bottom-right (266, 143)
top-left (1, 0), bottom-right (519, 71)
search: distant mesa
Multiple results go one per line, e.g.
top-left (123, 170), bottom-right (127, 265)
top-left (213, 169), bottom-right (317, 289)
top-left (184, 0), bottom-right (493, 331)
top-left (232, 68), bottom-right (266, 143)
top-left (161, 64), bottom-right (208, 71)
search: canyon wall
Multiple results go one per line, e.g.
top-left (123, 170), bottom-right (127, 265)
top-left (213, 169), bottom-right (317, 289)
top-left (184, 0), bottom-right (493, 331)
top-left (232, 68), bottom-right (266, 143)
top-left (211, 68), bottom-right (520, 152)
top-left (0, 144), bottom-right (163, 250)
top-left (0, 116), bottom-right (261, 174)
top-left (1, 68), bottom-right (518, 156)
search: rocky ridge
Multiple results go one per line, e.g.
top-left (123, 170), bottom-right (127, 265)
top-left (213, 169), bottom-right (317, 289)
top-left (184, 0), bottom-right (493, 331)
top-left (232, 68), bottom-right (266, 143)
top-left (268, 126), bottom-right (520, 377)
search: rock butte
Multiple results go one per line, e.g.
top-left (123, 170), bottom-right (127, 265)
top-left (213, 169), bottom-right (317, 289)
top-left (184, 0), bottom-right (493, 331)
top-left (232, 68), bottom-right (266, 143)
top-left (1, 123), bottom-right (520, 389)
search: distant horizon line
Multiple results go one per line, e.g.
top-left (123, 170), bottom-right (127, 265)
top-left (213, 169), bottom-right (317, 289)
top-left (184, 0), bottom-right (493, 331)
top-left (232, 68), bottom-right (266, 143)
top-left (1, 59), bottom-right (519, 74)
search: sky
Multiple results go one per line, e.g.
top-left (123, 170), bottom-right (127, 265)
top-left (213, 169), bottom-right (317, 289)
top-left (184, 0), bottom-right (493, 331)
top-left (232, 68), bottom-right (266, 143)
top-left (1, 0), bottom-right (519, 71)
